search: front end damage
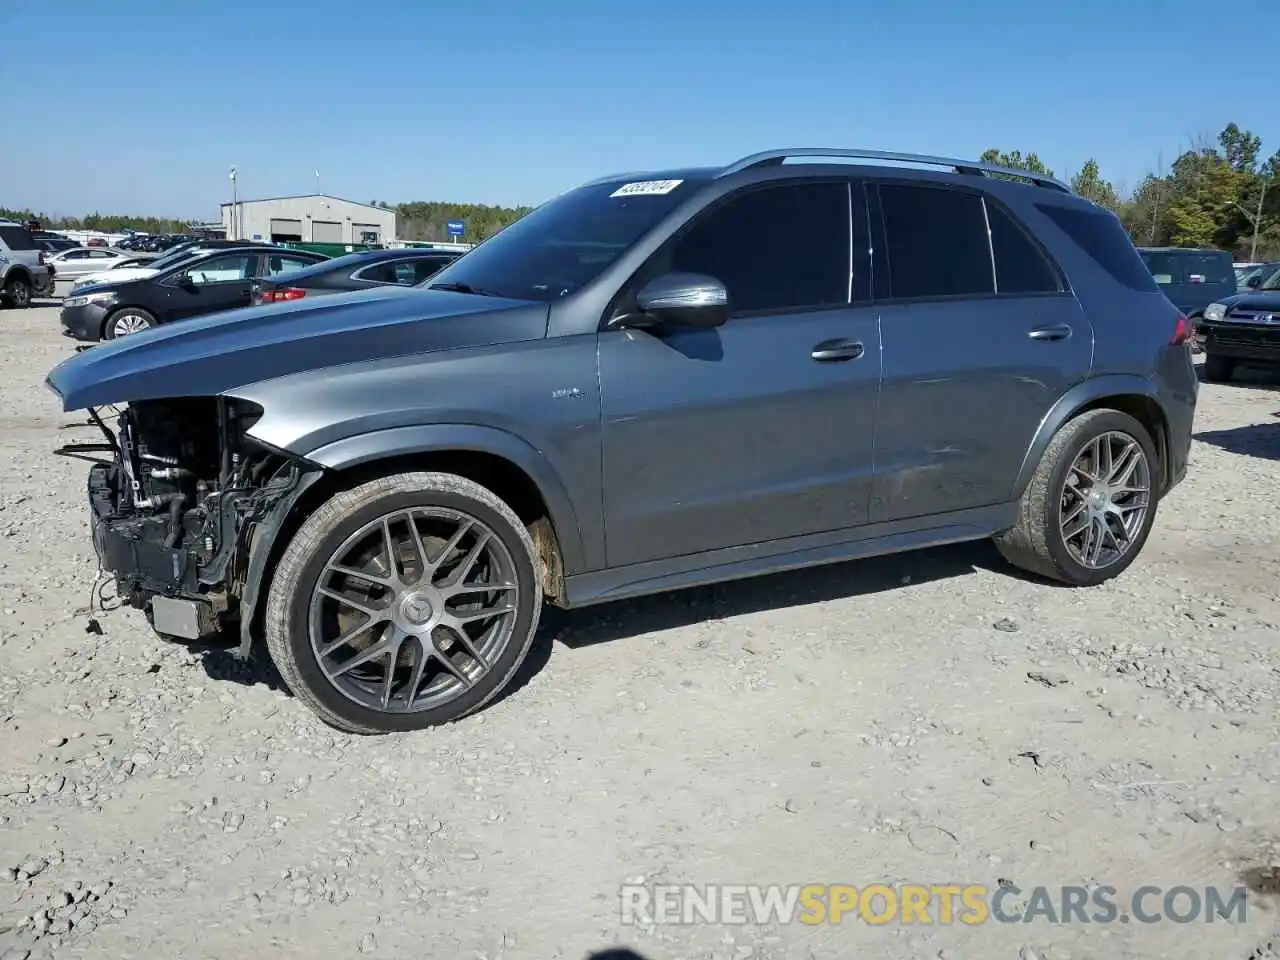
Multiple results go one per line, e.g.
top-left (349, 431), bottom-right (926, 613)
top-left (60, 397), bottom-right (321, 651)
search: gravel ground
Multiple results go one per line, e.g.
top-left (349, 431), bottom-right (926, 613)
top-left (2, 304), bottom-right (1279, 960)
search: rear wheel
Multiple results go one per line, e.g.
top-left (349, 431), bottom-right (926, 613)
top-left (264, 472), bottom-right (542, 734)
top-left (2, 275), bottom-right (32, 308)
top-left (1202, 352), bottom-right (1235, 382)
top-left (103, 307), bottom-right (156, 340)
top-left (995, 409), bottom-right (1159, 586)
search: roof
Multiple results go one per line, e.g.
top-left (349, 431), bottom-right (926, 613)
top-left (218, 194), bottom-right (394, 212)
top-left (334, 247), bottom-right (460, 261)
top-left (1136, 246), bottom-right (1231, 254)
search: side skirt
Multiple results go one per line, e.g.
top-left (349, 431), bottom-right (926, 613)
top-left (562, 502), bottom-right (1016, 608)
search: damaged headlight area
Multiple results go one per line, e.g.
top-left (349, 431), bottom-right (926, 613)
top-left (59, 397), bottom-right (316, 642)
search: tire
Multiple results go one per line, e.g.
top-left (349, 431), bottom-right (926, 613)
top-left (994, 409), bottom-right (1160, 587)
top-left (1202, 352), bottom-right (1234, 383)
top-left (102, 307), bottom-right (157, 340)
top-left (264, 472), bottom-right (543, 734)
top-left (2, 275), bottom-right (32, 309)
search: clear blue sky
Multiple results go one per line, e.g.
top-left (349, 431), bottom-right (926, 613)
top-left (1, 0), bottom-right (1276, 219)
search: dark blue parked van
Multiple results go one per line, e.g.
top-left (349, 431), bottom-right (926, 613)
top-left (1137, 247), bottom-right (1236, 326)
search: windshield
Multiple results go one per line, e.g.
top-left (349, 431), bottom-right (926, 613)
top-left (425, 176), bottom-right (707, 302)
top-left (1237, 265), bottom-right (1263, 286)
top-left (147, 243), bottom-right (201, 270)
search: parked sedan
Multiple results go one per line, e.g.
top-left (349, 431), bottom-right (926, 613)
top-left (60, 246), bottom-right (328, 341)
top-left (46, 246), bottom-right (135, 281)
top-left (251, 248), bottom-right (460, 304)
top-left (71, 239), bottom-right (267, 290)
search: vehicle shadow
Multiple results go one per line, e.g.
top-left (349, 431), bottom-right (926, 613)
top-left (188, 540), bottom-right (1035, 711)
top-left (588, 951), bottom-right (650, 960)
top-left (1195, 359), bottom-right (1280, 390)
top-left (494, 538), bottom-right (1019, 707)
top-left (1194, 418), bottom-right (1280, 461)
top-left (196, 640), bottom-right (292, 695)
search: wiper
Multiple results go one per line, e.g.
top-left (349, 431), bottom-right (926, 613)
top-left (428, 281), bottom-right (501, 297)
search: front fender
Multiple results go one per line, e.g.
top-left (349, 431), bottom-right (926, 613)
top-left (1012, 375), bottom-right (1162, 500)
top-left (303, 422), bottom-right (587, 576)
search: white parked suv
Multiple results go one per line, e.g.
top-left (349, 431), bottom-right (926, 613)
top-left (0, 221), bottom-right (56, 307)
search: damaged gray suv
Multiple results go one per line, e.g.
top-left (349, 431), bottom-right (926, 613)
top-left (46, 148), bottom-right (1198, 734)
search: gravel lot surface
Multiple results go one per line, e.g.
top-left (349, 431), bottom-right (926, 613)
top-left (2, 304), bottom-right (1279, 960)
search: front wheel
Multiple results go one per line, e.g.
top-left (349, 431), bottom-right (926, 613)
top-left (264, 472), bottom-right (543, 734)
top-left (2, 275), bottom-right (32, 308)
top-left (995, 409), bottom-right (1159, 586)
top-left (103, 307), bottom-right (157, 340)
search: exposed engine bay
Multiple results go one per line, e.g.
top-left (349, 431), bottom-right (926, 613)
top-left (60, 397), bottom-right (310, 641)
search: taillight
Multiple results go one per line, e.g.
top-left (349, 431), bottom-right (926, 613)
top-left (262, 288), bottom-right (306, 303)
top-left (1171, 312), bottom-right (1192, 346)
top-left (38, 251), bottom-right (48, 265)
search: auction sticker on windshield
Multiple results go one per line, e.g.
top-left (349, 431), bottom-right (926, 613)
top-left (610, 180), bottom-right (684, 197)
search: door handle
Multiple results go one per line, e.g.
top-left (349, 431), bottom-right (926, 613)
top-left (811, 338), bottom-right (865, 362)
top-left (1028, 324), bottom-right (1073, 342)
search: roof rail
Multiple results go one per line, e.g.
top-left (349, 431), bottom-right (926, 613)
top-left (718, 148), bottom-right (1073, 193)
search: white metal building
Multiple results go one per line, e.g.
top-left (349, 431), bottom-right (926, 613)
top-left (220, 195), bottom-right (396, 245)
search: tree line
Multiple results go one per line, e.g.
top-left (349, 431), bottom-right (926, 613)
top-left (6, 122), bottom-right (1275, 258)
top-left (981, 122), bottom-right (1279, 260)
top-left (389, 200), bottom-right (534, 244)
top-left (0, 209), bottom-right (198, 235)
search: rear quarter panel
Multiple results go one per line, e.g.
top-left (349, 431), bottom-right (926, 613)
top-left (1021, 203), bottom-right (1197, 486)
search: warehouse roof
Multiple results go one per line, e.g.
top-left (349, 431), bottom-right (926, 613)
top-left (218, 194), bottom-right (392, 211)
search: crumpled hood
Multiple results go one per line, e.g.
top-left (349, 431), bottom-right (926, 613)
top-left (46, 286), bottom-right (548, 411)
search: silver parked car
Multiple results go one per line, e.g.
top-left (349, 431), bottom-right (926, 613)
top-left (47, 246), bottom-right (135, 282)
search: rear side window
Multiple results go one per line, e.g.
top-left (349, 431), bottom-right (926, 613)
top-left (877, 184), bottom-right (994, 299)
top-left (1035, 204), bottom-right (1159, 293)
top-left (357, 260), bottom-right (421, 285)
top-left (415, 257), bottom-right (454, 283)
top-left (0, 227), bottom-right (36, 250)
top-left (1140, 251), bottom-right (1178, 285)
top-left (267, 255), bottom-right (321, 276)
top-left (986, 203), bottom-right (1063, 294)
top-left (1181, 252), bottom-right (1233, 285)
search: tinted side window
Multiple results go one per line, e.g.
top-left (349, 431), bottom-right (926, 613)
top-left (986, 202), bottom-right (1063, 294)
top-left (0, 227), bottom-right (36, 250)
top-left (1183, 252), bottom-right (1233, 284)
top-left (268, 255), bottom-right (320, 276)
top-left (668, 182), bottom-right (849, 312)
top-left (878, 184), bottom-right (994, 299)
top-left (357, 260), bottom-right (415, 284)
top-left (1139, 251), bottom-right (1178, 285)
top-left (413, 258), bottom-right (452, 283)
top-left (1036, 204), bottom-right (1159, 293)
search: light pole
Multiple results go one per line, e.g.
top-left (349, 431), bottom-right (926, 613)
top-left (229, 166), bottom-right (238, 240)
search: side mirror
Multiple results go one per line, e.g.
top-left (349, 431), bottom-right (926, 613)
top-left (618, 272), bottom-right (730, 329)
top-left (1247, 275), bottom-right (1262, 289)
